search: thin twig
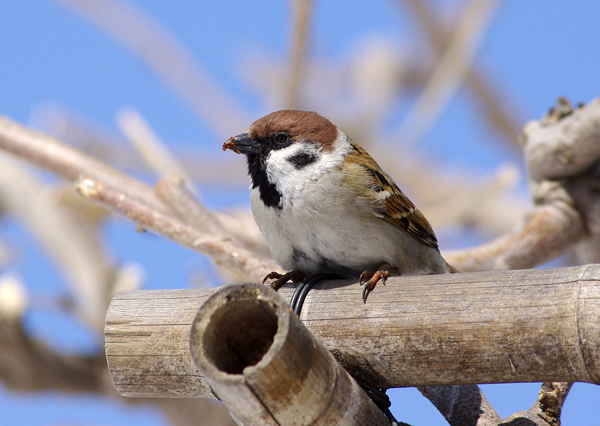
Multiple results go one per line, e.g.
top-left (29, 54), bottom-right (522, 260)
top-left (392, 0), bottom-right (500, 147)
top-left (0, 114), bottom-right (166, 213)
top-left (75, 175), bottom-right (278, 283)
top-left (286, 0), bottom-right (313, 109)
top-left (0, 153), bottom-right (114, 329)
top-left (32, 104), bottom-right (249, 185)
top-left (155, 176), bottom-right (223, 234)
top-left (155, 176), bottom-right (270, 256)
top-left (117, 108), bottom-right (198, 193)
top-left (53, 0), bottom-right (250, 139)
top-left (402, 0), bottom-right (522, 145)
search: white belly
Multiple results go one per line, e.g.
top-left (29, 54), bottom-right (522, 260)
top-left (250, 185), bottom-right (446, 278)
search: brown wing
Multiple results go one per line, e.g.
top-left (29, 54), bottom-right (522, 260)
top-left (344, 142), bottom-right (439, 250)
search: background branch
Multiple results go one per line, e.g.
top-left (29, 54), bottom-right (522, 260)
top-left (2, 1), bottom-right (599, 422)
top-left (2, 92), bottom-right (600, 424)
top-left (446, 96), bottom-right (600, 271)
top-left (0, 114), bottom-right (277, 283)
top-left (75, 175), bottom-right (277, 283)
top-left (53, 0), bottom-right (250, 139)
top-left (286, 0), bottom-right (313, 109)
top-left (401, 0), bottom-right (522, 145)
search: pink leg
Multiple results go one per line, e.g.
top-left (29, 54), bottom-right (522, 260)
top-left (359, 263), bottom-right (392, 303)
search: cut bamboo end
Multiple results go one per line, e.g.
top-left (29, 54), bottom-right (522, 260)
top-left (189, 283), bottom-right (389, 426)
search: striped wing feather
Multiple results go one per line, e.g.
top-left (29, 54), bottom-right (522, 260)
top-left (345, 142), bottom-right (439, 250)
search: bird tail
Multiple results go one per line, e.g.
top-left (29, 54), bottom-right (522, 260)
top-left (446, 262), bottom-right (460, 273)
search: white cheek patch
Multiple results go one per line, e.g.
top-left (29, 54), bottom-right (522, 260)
top-left (266, 143), bottom-right (315, 178)
top-left (264, 132), bottom-right (353, 204)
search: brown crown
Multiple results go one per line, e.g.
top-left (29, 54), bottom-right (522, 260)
top-left (248, 110), bottom-right (338, 151)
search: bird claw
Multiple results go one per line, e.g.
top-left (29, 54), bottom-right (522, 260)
top-left (359, 266), bottom-right (390, 303)
top-left (262, 270), bottom-right (305, 291)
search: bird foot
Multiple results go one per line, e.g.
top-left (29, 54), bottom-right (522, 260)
top-left (359, 263), bottom-right (392, 303)
top-left (262, 270), bottom-right (306, 291)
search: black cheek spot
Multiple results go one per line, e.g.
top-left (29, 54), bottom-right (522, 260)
top-left (287, 152), bottom-right (317, 169)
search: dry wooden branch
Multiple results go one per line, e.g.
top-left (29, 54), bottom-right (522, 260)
top-left (523, 97), bottom-right (600, 182)
top-left (0, 114), bottom-right (165, 212)
top-left (155, 176), bottom-right (224, 236)
top-left (0, 153), bottom-right (114, 329)
top-left (33, 104), bottom-right (249, 185)
top-left (446, 95), bottom-right (600, 272)
top-left (402, 0), bottom-right (522, 144)
top-left (74, 175), bottom-right (278, 283)
top-left (0, 316), bottom-right (106, 393)
top-left (286, 0), bottom-right (313, 109)
top-left (189, 284), bottom-right (389, 426)
top-left (419, 385), bottom-right (501, 426)
top-left (155, 176), bottom-right (271, 258)
top-left (105, 264), bottom-right (600, 399)
top-left (53, 0), bottom-right (250, 139)
top-left (0, 315), bottom-right (236, 426)
top-left (0, 114), bottom-right (278, 282)
top-left (392, 0), bottom-right (500, 146)
top-left (117, 108), bottom-right (198, 193)
top-left (446, 201), bottom-right (585, 271)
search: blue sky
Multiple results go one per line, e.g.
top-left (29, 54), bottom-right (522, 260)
top-left (1, 1), bottom-right (600, 425)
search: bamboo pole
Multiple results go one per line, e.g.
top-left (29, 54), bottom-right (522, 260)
top-left (188, 283), bottom-right (389, 426)
top-left (105, 265), bottom-right (600, 398)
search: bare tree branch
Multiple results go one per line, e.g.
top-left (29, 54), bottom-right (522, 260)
top-left (402, 0), bottom-right (523, 145)
top-left (0, 114), bottom-right (276, 283)
top-left (75, 175), bottom-right (278, 283)
top-left (155, 176), bottom-right (270, 257)
top-left (445, 200), bottom-right (585, 272)
top-left (446, 96), bottom-right (600, 271)
top-left (0, 114), bottom-right (165, 212)
top-left (52, 0), bottom-right (250, 139)
top-left (117, 107), bottom-right (198, 193)
top-left (0, 153), bottom-right (114, 329)
top-left (286, 0), bottom-right (313, 109)
top-left (522, 98), bottom-right (600, 182)
top-left (0, 316), bottom-right (107, 393)
top-left (32, 104), bottom-right (249, 185)
top-left (420, 385), bottom-right (502, 426)
top-left (392, 0), bottom-right (500, 147)
top-left (0, 314), bottom-right (235, 425)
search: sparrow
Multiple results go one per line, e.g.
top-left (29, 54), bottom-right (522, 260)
top-left (223, 110), bottom-right (457, 302)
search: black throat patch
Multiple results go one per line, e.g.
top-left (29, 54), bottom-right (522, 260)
top-left (246, 154), bottom-right (282, 209)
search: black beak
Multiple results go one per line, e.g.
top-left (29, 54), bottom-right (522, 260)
top-left (222, 132), bottom-right (261, 155)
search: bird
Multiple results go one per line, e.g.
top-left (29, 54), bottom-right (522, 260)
top-left (223, 110), bottom-right (457, 302)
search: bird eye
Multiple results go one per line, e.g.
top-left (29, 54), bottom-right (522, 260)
top-left (274, 133), bottom-right (289, 144)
